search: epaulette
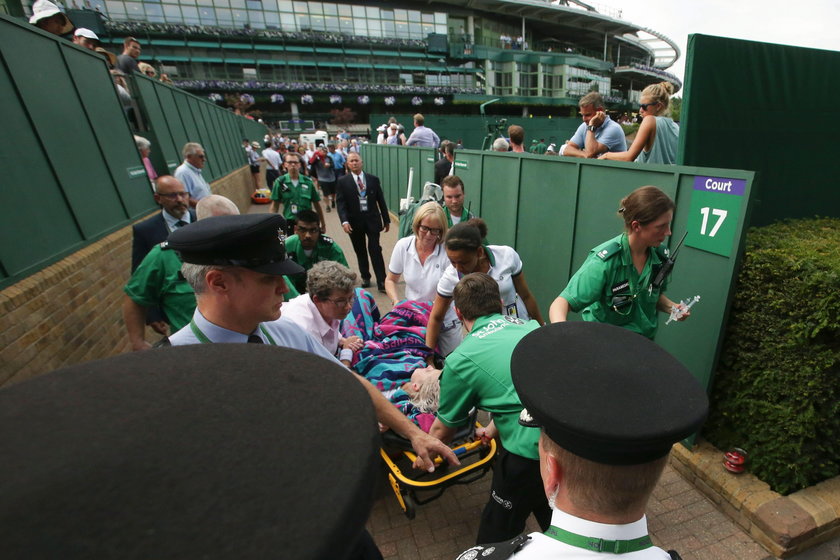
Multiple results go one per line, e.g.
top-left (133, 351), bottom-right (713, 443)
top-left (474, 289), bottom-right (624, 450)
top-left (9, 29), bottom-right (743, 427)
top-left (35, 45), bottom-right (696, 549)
top-left (159, 241), bottom-right (171, 250)
top-left (594, 241), bottom-right (622, 261)
top-left (455, 535), bottom-right (531, 560)
top-left (320, 235), bottom-right (335, 245)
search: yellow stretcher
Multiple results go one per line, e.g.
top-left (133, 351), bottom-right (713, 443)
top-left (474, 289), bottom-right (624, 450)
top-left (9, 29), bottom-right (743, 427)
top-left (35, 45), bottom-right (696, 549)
top-left (379, 418), bottom-right (497, 519)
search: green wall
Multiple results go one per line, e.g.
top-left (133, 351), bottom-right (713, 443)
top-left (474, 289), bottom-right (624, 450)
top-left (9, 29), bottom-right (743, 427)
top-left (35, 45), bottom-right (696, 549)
top-left (369, 112), bottom-right (580, 150)
top-left (0, 14), bottom-right (265, 289)
top-left (361, 143), bottom-right (756, 400)
top-left (680, 34), bottom-right (840, 226)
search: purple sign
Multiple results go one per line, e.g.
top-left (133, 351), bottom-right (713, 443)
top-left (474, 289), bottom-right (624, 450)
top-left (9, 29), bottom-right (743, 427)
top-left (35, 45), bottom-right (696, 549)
top-left (693, 176), bottom-right (746, 196)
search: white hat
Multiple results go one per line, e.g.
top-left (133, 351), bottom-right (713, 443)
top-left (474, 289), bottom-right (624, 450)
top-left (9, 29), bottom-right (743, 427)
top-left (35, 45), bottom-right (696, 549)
top-left (29, 0), bottom-right (73, 34)
top-left (376, 124), bottom-right (386, 133)
top-left (74, 27), bottom-right (99, 41)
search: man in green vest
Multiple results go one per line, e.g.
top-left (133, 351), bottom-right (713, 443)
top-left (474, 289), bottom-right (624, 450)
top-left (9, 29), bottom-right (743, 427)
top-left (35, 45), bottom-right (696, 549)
top-left (270, 151), bottom-right (326, 236)
top-left (283, 209), bottom-right (349, 293)
top-left (429, 272), bottom-right (550, 544)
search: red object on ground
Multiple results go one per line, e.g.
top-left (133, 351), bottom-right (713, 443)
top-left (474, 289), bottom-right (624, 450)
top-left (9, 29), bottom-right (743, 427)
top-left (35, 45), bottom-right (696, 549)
top-left (723, 448), bottom-right (748, 473)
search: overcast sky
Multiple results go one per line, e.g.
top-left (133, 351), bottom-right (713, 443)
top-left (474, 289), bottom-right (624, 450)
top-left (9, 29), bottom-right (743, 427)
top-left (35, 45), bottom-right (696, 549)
top-left (615, 0), bottom-right (840, 92)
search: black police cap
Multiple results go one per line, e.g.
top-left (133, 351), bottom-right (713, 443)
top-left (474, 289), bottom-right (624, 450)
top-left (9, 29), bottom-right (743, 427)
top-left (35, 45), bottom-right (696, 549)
top-left (512, 322), bottom-right (708, 465)
top-left (167, 213), bottom-right (304, 276)
top-left (0, 344), bottom-right (379, 559)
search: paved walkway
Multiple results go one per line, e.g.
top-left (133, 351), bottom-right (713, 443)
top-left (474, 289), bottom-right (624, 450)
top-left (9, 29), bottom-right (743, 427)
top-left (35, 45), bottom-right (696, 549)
top-left (249, 191), bottom-right (839, 560)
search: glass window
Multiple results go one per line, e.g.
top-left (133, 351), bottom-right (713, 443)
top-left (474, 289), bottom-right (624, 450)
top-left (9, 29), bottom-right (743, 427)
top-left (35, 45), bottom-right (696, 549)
top-left (434, 12), bottom-right (445, 24)
top-left (198, 6), bottom-right (215, 23)
top-left (379, 8), bottom-right (392, 20)
top-left (395, 21), bottom-right (408, 38)
top-left (216, 7), bottom-right (232, 24)
top-left (337, 3), bottom-right (351, 16)
top-left (232, 9), bottom-right (247, 23)
top-left (105, 0), bottom-right (126, 15)
top-left (181, 6), bottom-right (199, 24)
top-left (246, 1), bottom-right (261, 10)
top-left (353, 18), bottom-right (366, 36)
top-left (381, 20), bottom-right (394, 35)
top-left (249, 10), bottom-right (265, 27)
top-left (264, 11), bottom-right (280, 27)
top-left (307, 1), bottom-right (322, 15)
top-left (124, 1), bottom-right (144, 18)
top-left (144, 2), bottom-right (164, 21)
top-left (229, 0), bottom-right (245, 8)
top-left (243, 67), bottom-right (257, 78)
top-left (365, 6), bottom-right (378, 18)
top-left (196, 0), bottom-right (215, 5)
top-left (421, 22), bottom-right (434, 36)
top-left (394, 9), bottom-right (406, 20)
top-left (322, 2), bottom-right (336, 15)
top-left (162, 3), bottom-right (181, 20)
top-left (299, 15), bottom-right (310, 29)
top-left (339, 16), bottom-right (353, 33)
top-left (421, 13), bottom-right (433, 24)
top-left (324, 15), bottom-right (338, 31)
top-left (407, 10), bottom-right (420, 22)
top-left (277, 0), bottom-right (293, 11)
top-left (367, 18), bottom-right (381, 37)
top-left (279, 12), bottom-right (297, 31)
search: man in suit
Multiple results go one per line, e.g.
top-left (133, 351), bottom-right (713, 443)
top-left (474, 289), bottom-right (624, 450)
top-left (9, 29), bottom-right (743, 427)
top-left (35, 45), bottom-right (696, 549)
top-left (336, 152), bottom-right (390, 292)
top-left (130, 175), bottom-right (196, 333)
top-left (434, 140), bottom-right (455, 186)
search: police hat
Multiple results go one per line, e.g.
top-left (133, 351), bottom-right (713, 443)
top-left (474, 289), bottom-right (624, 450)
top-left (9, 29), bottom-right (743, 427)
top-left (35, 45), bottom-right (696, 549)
top-left (512, 322), bottom-right (708, 465)
top-left (167, 213), bottom-right (304, 276)
top-left (0, 344), bottom-right (379, 559)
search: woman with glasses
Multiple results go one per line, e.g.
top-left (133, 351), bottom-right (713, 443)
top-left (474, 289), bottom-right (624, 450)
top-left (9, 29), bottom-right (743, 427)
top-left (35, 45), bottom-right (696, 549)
top-left (425, 218), bottom-right (544, 357)
top-left (548, 185), bottom-right (688, 339)
top-left (599, 82), bottom-right (680, 165)
top-left (281, 260), bottom-right (363, 366)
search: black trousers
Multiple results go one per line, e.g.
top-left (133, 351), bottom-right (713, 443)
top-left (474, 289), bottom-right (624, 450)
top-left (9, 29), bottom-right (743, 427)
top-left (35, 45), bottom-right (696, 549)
top-left (476, 448), bottom-right (551, 544)
top-left (265, 168), bottom-right (280, 189)
top-left (348, 226), bottom-right (385, 284)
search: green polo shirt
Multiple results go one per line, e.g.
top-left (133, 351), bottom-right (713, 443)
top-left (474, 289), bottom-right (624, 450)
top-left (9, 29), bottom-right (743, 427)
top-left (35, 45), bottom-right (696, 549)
top-left (559, 233), bottom-right (669, 339)
top-left (437, 313), bottom-right (541, 459)
top-left (284, 233), bottom-right (349, 293)
top-left (124, 244), bottom-right (196, 331)
top-left (270, 173), bottom-right (320, 222)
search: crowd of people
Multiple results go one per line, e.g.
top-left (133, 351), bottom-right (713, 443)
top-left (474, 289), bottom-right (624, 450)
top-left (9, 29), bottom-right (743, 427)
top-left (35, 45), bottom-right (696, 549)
top-left (175, 79), bottom-right (484, 96)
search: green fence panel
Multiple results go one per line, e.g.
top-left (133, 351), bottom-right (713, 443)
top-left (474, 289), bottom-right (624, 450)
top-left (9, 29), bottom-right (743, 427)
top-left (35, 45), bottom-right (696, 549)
top-left (0, 14), bottom-right (265, 289)
top-left (359, 144), bottom-right (756, 408)
top-left (679, 34), bottom-right (840, 225)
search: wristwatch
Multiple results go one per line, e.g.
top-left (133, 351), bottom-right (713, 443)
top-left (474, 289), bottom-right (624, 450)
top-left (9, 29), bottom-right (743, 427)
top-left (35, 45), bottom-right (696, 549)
top-left (587, 125), bottom-right (598, 132)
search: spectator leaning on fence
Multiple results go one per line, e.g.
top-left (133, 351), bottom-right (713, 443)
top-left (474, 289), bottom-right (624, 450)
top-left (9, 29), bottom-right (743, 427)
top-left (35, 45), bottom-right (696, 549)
top-left (174, 143), bottom-right (212, 207)
top-left (405, 113), bottom-right (440, 148)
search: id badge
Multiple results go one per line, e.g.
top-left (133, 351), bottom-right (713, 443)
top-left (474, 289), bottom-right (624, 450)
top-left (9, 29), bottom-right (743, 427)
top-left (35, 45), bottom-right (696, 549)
top-left (359, 196), bottom-right (369, 212)
top-left (290, 204), bottom-right (298, 215)
top-left (504, 302), bottom-right (519, 317)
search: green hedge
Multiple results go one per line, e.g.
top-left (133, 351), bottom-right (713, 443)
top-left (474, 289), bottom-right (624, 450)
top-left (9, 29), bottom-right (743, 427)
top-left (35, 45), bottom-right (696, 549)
top-left (704, 218), bottom-right (840, 494)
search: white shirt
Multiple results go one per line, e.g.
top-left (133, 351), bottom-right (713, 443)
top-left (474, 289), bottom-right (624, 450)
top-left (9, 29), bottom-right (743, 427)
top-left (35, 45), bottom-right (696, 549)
top-left (262, 147), bottom-right (282, 171)
top-left (280, 294), bottom-right (341, 355)
top-left (511, 509), bottom-right (670, 559)
top-left (437, 245), bottom-right (529, 319)
top-left (162, 209), bottom-right (191, 232)
top-left (388, 236), bottom-right (449, 303)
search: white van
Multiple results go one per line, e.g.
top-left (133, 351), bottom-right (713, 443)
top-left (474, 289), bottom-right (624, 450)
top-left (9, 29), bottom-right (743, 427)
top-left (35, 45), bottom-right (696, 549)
top-left (298, 130), bottom-right (329, 147)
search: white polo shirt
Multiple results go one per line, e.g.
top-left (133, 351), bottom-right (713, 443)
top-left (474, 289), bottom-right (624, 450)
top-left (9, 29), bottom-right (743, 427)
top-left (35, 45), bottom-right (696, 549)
top-left (388, 236), bottom-right (450, 302)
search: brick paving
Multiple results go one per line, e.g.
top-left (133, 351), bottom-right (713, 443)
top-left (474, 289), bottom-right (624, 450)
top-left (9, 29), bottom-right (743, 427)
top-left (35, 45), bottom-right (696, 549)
top-left (251, 186), bottom-right (839, 560)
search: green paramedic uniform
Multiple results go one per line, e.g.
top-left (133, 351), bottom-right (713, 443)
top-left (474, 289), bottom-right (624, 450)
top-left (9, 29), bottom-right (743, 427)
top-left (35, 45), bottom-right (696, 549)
top-left (270, 173), bottom-right (320, 222)
top-left (123, 243), bottom-right (196, 331)
top-left (284, 233), bottom-right (349, 293)
top-left (443, 206), bottom-right (476, 228)
top-left (559, 232), bottom-right (669, 340)
top-left (437, 313), bottom-right (541, 459)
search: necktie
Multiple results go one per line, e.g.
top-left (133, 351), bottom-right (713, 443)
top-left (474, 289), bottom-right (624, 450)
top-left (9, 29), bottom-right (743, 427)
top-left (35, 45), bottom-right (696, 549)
top-left (356, 176), bottom-right (365, 195)
top-left (247, 334), bottom-right (263, 344)
top-left (175, 220), bottom-right (188, 228)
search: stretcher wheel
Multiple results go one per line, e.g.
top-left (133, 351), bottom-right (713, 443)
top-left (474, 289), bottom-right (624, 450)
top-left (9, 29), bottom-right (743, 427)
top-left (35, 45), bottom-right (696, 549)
top-left (402, 494), bottom-right (417, 520)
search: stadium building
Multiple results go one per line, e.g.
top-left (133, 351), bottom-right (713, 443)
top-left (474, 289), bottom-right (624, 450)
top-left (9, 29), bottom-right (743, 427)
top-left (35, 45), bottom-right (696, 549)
top-left (20, 0), bottom-right (681, 124)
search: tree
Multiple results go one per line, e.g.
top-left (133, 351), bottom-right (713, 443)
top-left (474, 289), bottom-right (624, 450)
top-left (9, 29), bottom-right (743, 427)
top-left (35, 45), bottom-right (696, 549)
top-left (670, 96), bottom-right (682, 122)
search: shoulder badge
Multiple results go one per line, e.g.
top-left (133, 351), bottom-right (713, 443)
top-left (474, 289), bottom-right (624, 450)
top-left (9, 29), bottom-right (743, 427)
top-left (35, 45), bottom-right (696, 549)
top-left (595, 242), bottom-right (621, 261)
top-left (159, 241), bottom-right (170, 250)
top-left (456, 535), bottom-right (531, 560)
top-left (320, 235), bottom-right (335, 245)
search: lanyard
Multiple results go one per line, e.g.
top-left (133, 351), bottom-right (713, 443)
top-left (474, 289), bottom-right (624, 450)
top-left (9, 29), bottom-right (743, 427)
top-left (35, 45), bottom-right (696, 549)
top-left (189, 319), bottom-right (278, 346)
top-left (544, 525), bottom-right (652, 554)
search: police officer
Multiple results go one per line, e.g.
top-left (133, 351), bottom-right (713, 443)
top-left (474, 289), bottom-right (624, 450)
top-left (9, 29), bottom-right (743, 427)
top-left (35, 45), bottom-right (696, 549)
top-left (456, 321), bottom-right (708, 559)
top-left (284, 209), bottom-right (349, 293)
top-left (164, 213), bottom-right (458, 474)
top-left (548, 186), bottom-right (689, 339)
top-left (0, 344), bottom-right (383, 559)
top-left (429, 272), bottom-right (551, 544)
top-left (270, 151), bottom-right (326, 236)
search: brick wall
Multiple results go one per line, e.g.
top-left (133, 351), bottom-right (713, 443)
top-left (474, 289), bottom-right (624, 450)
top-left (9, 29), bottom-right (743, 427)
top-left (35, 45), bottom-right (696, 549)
top-left (0, 166), bottom-right (253, 388)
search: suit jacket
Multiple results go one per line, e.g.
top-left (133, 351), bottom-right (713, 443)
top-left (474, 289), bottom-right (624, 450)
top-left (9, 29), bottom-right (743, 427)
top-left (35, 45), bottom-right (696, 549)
top-left (434, 157), bottom-right (453, 186)
top-left (336, 172), bottom-right (389, 233)
top-left (131, 209), bottom-right (196, 271)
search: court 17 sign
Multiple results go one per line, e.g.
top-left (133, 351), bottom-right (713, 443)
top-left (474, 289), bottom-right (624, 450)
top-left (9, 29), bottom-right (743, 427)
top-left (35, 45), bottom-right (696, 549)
top-left (685, 176), bottom-right (745, 257)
